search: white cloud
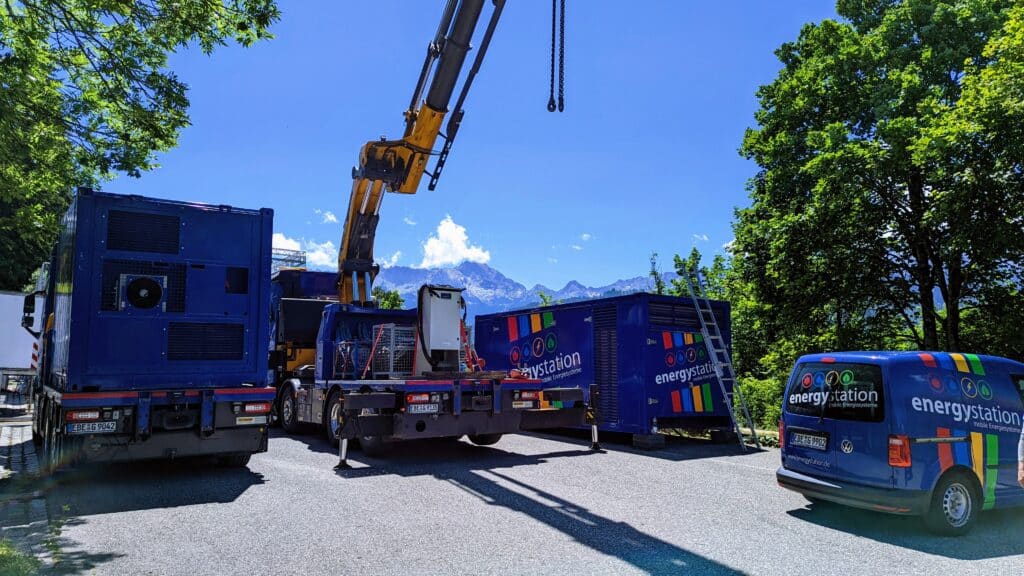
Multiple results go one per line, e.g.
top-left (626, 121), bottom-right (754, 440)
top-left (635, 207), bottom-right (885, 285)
top-left (693, 233), bottom-right (710, 242)
top-left (419, 216), bottom-right (491, 268)
top-left (571, 244), bottom-right (583, 251)
top-left (378, 251), bottom-right (401, 268)
top-left (314, 209), bottom-right (339, 224)
top-left (580, 233), bottom-right (592, 241)
top-left (304, 240), bottom-right (336, 269)
top-left (722, 239), bottom-right (736, 252)
top-left (403, 216), bottom-right (417, 226)
top-left (272, 233), bottom-right (301, 251)
top-left (547, 257), bottom-right (558, 264)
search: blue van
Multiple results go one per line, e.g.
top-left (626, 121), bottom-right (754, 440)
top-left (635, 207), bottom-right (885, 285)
top-left (777, 352), bottom-right (1024, 535)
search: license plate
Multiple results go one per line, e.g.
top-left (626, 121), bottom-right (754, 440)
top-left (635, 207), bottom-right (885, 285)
top-left (512, 401), bottom-right (534, 409)
top-left (407, 403), bottom-right (439, 414)
top-left (67, 421), bottom-right (117, 435)
top-left (791, 432), bottom-right (828, 451)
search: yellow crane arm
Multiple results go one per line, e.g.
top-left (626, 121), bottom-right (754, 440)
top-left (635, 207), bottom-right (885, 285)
top-left (337, 0), bottom-right (505, 304)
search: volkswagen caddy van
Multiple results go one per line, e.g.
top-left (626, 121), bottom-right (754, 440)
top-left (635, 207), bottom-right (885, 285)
top-left (777, 352), bottom-right (1024, 535)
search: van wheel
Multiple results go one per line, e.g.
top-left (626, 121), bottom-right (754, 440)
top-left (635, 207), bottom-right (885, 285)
top-left (924, 472), bottom-right (979, 536)
top-left (279, 389), bottom-right (299, 434)
top-left (468, 433), bottom-right (503, 446)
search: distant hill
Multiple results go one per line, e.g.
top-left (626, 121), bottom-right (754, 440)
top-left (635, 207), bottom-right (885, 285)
top-left (375, 261), bottom-right (679, 316)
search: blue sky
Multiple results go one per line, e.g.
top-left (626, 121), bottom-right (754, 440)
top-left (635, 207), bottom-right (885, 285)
top-left (109, 1), bottom-right (838, 289)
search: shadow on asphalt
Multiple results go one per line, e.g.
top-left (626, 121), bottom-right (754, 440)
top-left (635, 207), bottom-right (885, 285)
top-left (273, 429), bottom-right (744, 575)
top-left (787, 500), bottom-right (1024, 560)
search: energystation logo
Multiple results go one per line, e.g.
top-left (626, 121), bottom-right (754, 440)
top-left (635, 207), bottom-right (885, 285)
top-left (505, 311), bottom-right (583, 382)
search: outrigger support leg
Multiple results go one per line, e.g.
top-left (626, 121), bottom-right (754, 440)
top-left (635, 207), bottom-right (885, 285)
top-left (334, 437), bottom-right (352, 470)
top-left (590, 423), bottom-right (603, 452)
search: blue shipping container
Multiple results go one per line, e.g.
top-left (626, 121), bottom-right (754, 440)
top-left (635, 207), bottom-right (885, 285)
top-left (475, 293), bottom-right (733, 436)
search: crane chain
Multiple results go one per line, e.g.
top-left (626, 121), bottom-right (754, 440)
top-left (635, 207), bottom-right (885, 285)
top-left (548, 0), bottom-right (557, 112)
top-left (558, 0), bottom-right (565, 112)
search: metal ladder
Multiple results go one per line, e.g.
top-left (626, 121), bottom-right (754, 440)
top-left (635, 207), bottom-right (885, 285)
top-left (683, 268), bottom-right (761, 451)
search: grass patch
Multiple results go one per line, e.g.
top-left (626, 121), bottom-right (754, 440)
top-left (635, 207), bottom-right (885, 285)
top-left (0, 539), bottom-right (40, 576)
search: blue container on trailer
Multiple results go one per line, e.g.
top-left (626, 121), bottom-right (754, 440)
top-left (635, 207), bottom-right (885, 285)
top-left (49, 189), bottom-right (273, 392)
top-left (474, 293), bottom-right (733, 437)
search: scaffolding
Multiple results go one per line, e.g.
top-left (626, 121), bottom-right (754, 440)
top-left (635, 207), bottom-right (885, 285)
top-left (272, 248), bottom-right (307, 274)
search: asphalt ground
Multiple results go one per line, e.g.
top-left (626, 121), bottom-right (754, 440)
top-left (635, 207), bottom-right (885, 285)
top-left (20, 429), bottom-right (1024, 575)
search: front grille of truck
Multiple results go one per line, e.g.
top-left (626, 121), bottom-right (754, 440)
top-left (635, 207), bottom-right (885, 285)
top-left (167, 322), bottom-right (244, 361)
top-left (593, 305), bottom-right (619, 424)
top-left (107, 210), bottom-right (181, 254)
top-left (100, 259), bottom-right (186, 312)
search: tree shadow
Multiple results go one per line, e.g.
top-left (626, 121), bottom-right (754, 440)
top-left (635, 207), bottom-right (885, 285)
top-left (787, 500), bottom-right (1024, 560)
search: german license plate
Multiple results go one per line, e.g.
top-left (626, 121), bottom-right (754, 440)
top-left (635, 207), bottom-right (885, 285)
top-left (407, 403), bottom-right (439, 414)
top-left (67, 421), bottom-right (117, 435)
top-left (791, 432), bottom-right (827, 451)
top-left (512, 401), bottom-right (533, 409)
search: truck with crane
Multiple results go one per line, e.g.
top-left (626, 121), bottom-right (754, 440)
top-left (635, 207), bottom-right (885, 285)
top-left (22, 189), bottom-right (277, 470)
top-left (271, 0), bottom-right (591, 459)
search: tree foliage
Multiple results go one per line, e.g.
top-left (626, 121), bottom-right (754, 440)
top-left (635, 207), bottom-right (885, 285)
top-left (0, 0), bottom-right (279, 290)
top-left (736, 0), bottom-right (1023, 360)
top-left (371, 286), bottom-right (404, 310)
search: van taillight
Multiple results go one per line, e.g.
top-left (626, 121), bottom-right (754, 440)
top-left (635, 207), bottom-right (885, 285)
top-left (888, 435), bottom-right (911, 468)
top-left (778, 420), bottom-right (785, 449)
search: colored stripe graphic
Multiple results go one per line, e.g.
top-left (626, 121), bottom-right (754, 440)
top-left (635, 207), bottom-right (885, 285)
top-left (530, 314), bottom-right (542, 334)
top-left (970, 432), bottom-right (985, 488)
top-left (936, 428), bottom-right (954, 472)
top-left (694, 333), bottom-right (703, 343)
top-left (671, 390), bottom-right (682, 413)
top-left (542, 311), bottom-right (554, 329)
top-left (684, 333), bottom-right (694, 345)
top-left (919, 353), bottom-right (937, 368)
top-left (673, 332), bottom-right (683, 348)
top-left (953, 429), bottom-right (970, 466)
top-left (692, 386), bottom-right (704, 412)
top-left (518, 315), bottom-right (530, 341)
top-left (662, 331), bottom-right (673, 350)
top-left (965, 354), bottom-right (985, 376)
top-left (702, 383), bottom-right (713, 412)
top-left (951, 353), bottom-right (970, 373)
top-left (681, 389), bottom-right (694, 412)
top-left (984, 434), bottom-right (998, 510)
top-left (936, 353), bottom-right (955, 372)
top-left (507, 316), bottom-right (519, 342)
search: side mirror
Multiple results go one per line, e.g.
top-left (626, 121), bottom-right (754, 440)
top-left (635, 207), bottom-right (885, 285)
top-left (21, 293), bottom-right (40, 338)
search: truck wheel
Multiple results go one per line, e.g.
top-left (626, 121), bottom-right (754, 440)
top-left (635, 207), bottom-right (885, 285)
top-left (279, 388), bottom-right (299, 434)
top-left (219, 453), bottom-right (252, 468)
top-left (924, 472), bottom-right (979, 536)
top-left (325, 389), bottom-right (342, 448)
top-left (31, 396), bottom-right (44, 445)
top-left (468, 433), bottom-right (503, 446)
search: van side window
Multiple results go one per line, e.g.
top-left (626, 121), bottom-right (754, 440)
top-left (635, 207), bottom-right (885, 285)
top-left (1011, 374), bottom-right (1024, 405)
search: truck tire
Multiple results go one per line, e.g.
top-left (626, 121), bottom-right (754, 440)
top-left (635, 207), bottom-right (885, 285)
top-left (924, 471), bottom-right (980, 536)
top-left (279, 388), bottom-right (300, 434)
top-left (219, 453), bottom-right (252, 468)
top-left (325, 389), bottom-right (342, 448)
top-left (31, 396), bottom-right (44, 445)
top-left (468, 433), bottom-right (503, 446)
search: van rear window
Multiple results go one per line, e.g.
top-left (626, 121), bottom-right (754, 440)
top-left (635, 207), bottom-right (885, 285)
top-left (785, 362), bottom-right (885, 422)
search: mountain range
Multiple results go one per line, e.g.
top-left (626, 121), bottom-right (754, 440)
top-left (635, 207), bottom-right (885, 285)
top-left (374, 261), bottom-right (679, 317)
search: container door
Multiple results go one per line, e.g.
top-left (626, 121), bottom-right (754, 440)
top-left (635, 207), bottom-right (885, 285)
top-left (782, 365), bottom-right (836, 480)
top-left (828, 363), bottom-right (891, 488)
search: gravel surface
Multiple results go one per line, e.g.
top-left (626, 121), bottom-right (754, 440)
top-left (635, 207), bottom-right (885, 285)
top-left (35, 429), bottom-right (1024, 575)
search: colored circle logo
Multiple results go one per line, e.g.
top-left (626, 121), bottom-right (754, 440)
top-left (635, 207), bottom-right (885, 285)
top-left (814, 372), bottom-right (825, 387)
top-left (801, 374), bottom-right (813, 389)
top-left (929, 375), bottom-right (943, 392)
top-left (961, 377), bottom-right (978, 399)
top-left (545, 334), bottom-right (557, 353)
top-left (945, 376), bottom-right (959, 395)
top-left (825, 371), bottom-right (839, 388)
top-left (978, 380), bottom-right (993, 401)
top-left (698, 348), bottom-right (707, 359)
top-left (676, 351), bottom-right (686, 365)
top-left (665, 353), bottom-right (676, 367)
top-left (532, 337), bottom-right (545, 358)
top-left (840, 370), bottom-right (854, 387)
top-left (686, 348), bottom-right (697, 363)
top-left (510, 347), bottom-right (521, 364)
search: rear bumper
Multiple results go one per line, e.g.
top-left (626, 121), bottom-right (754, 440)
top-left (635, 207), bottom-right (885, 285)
top-left (776, 466), bottom-right (929, 515)
top-left (74, 426), bottom-right (268, 463)
top-left (343, 407), bottom-right (587, 441)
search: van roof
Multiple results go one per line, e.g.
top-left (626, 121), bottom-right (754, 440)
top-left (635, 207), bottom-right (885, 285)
top-left (797, 351), bottom-right (1024, 371)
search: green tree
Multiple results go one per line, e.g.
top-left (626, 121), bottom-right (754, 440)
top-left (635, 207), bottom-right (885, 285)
top-left (737, 0), bottom-right (1021, 356)
top-left (0, 0), bottom-right (279, 290)
top-left (537, 289), bottom-right (553, 307)
top-left (649, 252), bottom-right (666, 295)
top-left (371, 286), bottom-right (404, 310)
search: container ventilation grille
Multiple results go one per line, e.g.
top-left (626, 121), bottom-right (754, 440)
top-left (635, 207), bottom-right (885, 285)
top-left (593, 305), bottom-right (619, 424)
top-left (107, 210), bottom-right (180, 254)
top-left (648, 301), bottom-right (701, 328)
top-left (167, 323), bottom-right (244, 361)
top-left (101, 260), bottom-right (185, 312)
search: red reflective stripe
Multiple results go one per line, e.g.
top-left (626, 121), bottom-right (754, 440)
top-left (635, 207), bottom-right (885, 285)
top-left (919, 353), bottom-right (937, 368)
top-left (662, 332), bottom-right (673, 350)
top-left (62, 392), bottom-right (138, 400)
top-left (937, 428), bottom-right (954, 471)
top-left (671, 390), bottom-right (682, 413)
top-left (405, 380), bottom-right (453, 386)
top-left (214, 388), bottom-right (274, 394)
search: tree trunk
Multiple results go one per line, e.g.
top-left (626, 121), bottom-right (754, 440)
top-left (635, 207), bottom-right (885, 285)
top-left (908, 172), bottom-right (939, 350)
top-left (945, 257), bottom-right (963, 352)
